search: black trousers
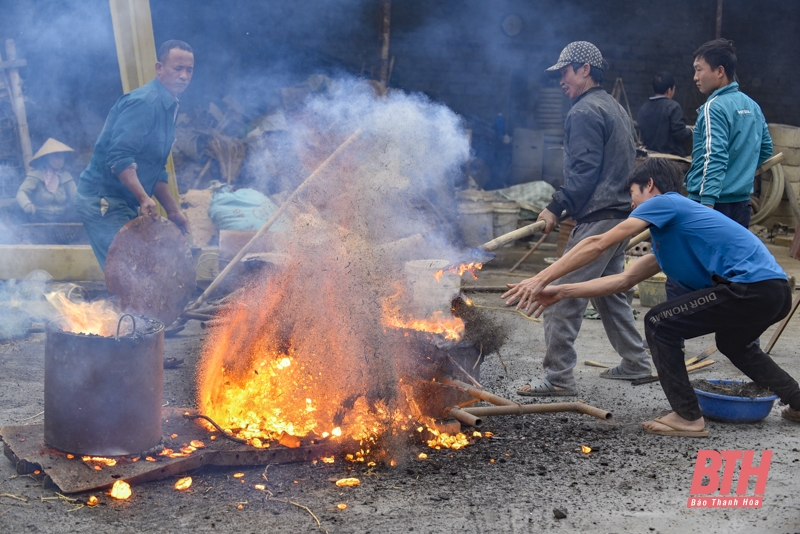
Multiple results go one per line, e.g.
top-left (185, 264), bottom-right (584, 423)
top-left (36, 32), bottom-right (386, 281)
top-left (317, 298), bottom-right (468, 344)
top-left (644, 277), bottom-right (800, 421)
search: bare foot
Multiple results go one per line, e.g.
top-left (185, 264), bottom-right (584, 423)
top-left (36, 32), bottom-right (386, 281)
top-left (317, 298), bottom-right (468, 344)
top-left (641, 412), bottom-right (705, 433)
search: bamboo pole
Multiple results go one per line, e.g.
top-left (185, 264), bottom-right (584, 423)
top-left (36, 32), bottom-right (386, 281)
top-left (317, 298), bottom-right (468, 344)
top-left (442, 378), bottom-right (516, 406)
top-left (3, 40), bottom-right (32, 172)
top-left (463, 401), bottom-right (612, 421)
top-left (186, 129), bottom-right (362, 310)
top-left (480, 220), bottom-right (546, 252)
top-left (508, 233), bottom-right (547, 273)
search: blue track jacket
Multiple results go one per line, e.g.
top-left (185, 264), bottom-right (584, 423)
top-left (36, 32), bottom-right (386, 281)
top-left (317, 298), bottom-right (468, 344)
top-left (685, 82), bottom-right (772, 207)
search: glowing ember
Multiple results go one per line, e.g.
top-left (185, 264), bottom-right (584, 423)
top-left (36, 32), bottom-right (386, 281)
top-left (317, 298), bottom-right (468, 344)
top-left (418, 452), bottom-right (428, 459)
top-left (337, 503), bottom-right (347, 510)
top-left (581, 445), bottom-right (592, 454)
top-left (426, 428), bottom-right (469, 450)
top-left (321, 456), bottom-right (335, 464)
top-left (158, 448), bottom-right (174, 456)
top-left (335, 478), bottom-right (360, 487)
top-left (254, 484), bottom-right (266, 491)
top-left (87, 495), bottom-right (98, 507)
top-left (108, 480), bottom-right (131, 500)
top-left (145, 456), bottom-right (156, 462)
top-left (434, 262), bottom-right (483, 281)
top-left (483, 432), bottom-right (494, 438)
top-left (174, 477), bottom-right (192, 490)
top-left (190, 440), bottom-right (205, 448)
top-left (331, 427), bottom-right (342, 437)
top-left (45, 292), bottom-right (128, 337)
top-left (233, 473), bottom-right (245, 478)
top-left (472, 431), bottom-right (482, 437)
top-left (66, 454), bottom-right (74, 459)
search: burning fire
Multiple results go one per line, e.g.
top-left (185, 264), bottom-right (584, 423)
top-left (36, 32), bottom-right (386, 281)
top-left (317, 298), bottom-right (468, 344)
top-left (381, 288), bottom-right (464, 341)
top-left (108, 480), bottom-right (131, 500)
top-left (45, 291), bottom-right (128, 337)
top-left (434, 262), bottom-right (483, 282)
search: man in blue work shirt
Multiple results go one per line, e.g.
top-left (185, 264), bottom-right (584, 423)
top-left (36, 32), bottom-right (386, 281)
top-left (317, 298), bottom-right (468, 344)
top-left (685, 39), bottom-right (772, 228)
top-left (75, 40), bottom-right (193, 270)
top-left (504, 158), bottom-right (800, 437)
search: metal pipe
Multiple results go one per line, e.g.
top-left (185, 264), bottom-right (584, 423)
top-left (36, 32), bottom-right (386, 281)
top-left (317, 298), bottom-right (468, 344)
top-left (446, 406), bottom-right (482, 427)
top-left (462, 401), bottom-right (612, 421)
top-left (443, 378), bottom-right (516, 406)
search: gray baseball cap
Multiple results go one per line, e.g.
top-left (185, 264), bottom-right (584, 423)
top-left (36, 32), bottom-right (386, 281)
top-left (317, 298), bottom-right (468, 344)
top-left (545, 41), bottom-right (605, 73)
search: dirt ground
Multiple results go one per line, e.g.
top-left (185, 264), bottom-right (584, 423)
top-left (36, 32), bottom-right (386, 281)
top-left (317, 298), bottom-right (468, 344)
top-left (1, 243), bottom-right (799, 533)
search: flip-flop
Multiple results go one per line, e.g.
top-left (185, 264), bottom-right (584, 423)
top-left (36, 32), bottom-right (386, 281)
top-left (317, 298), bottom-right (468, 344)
top-left (164, 357), bottom-right (185, 369)
top-left (600, 366), bottom-right (652, 380)
top-left (517, 378), bottom-right (577, 397)
top-left (642, 417), bottom-right (708, 438)
top-left (782, 407), bottom-right (800, 423)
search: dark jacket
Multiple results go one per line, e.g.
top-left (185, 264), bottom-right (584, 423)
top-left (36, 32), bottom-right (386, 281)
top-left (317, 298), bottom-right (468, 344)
top-left (77, 78), bottom-right (177, 208)
top-left (637, 96), bottom-right (692, 156)
top-left (546, 87), bottom-right (636, 224)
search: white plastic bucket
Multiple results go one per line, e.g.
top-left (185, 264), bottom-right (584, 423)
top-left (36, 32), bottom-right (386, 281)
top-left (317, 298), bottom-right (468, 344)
top-left (458, 201), bottom-right (494, 247)
top-left (492, 201), bottom-right (520, 244)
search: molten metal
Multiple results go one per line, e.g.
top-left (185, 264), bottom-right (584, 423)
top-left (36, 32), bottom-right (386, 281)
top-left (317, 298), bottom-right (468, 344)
top-left (174, 477), bottom-right (192, 490)
top-left (108, 480), bottom-right (131, 500)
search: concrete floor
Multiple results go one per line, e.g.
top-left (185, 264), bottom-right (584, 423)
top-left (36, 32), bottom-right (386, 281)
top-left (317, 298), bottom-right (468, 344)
top-left (0, 241), bottom-right (799, 533)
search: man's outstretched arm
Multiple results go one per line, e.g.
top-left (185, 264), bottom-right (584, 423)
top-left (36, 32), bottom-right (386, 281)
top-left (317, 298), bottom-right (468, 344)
top-left (521, 254), bottom-right (661, 317)
top-left (502, 216), bottom-right (651, 311)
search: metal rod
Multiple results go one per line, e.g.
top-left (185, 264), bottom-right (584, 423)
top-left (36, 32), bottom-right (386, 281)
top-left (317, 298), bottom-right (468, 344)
top-left (462, 401), bottom-right (612, 421)
top-left (445, 355), bottom-right (482, 388)
top-left (183, 413), bottom-right (248, 444)
top-left (443, 378), bottom-right (516, 406)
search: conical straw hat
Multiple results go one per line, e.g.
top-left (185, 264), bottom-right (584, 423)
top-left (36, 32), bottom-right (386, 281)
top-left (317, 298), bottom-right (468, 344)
top-left (30, 138), bottom-right (75, 163)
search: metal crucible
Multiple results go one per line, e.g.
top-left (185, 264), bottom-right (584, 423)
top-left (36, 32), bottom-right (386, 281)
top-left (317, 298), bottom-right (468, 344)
top-left (44, 315), bottom-right (165, 456)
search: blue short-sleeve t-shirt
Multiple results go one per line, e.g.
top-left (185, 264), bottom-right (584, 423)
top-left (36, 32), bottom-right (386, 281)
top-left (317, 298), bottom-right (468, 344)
top-left (630, 192), bottom-right (785, 291)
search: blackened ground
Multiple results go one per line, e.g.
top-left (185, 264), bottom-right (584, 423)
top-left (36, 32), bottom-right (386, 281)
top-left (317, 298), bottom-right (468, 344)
top-left (0, 242), bottom-right (799, 533)
top-left (692, 379), bottom-right (776, 398)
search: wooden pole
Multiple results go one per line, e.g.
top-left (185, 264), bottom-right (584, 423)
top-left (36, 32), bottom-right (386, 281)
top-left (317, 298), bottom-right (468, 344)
top-left (508, 233), bottom-right (547, 273)
top-left (377, 0), bottom-right (391, 85)
top-left (3, 40), bottom-right (32, 172)
top-left (186, 129), bottom-right (362, 310)
top-left (715, 0), bottom-right (724, 39)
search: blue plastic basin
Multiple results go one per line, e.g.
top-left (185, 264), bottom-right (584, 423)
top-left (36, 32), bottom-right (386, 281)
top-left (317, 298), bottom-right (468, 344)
top-left (694, 379), bottom-right (778, 423)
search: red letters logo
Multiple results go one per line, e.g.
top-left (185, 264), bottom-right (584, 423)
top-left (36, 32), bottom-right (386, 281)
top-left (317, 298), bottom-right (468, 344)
top-left (686, 449), bottom-right (771, 508)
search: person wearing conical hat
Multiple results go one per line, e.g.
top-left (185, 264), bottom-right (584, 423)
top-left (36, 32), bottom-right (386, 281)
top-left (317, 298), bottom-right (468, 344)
top-left (15, 138), bottom-right (78, 222)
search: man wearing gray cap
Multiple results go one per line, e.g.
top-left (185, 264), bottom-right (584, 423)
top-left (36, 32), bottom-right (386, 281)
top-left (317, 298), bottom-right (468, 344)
top-left (508, 41), bottom-right (651, 396)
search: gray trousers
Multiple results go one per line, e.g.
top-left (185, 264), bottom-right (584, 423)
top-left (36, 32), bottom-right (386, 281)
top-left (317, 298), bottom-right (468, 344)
top-left (542, 218), bottom-right (651, 388)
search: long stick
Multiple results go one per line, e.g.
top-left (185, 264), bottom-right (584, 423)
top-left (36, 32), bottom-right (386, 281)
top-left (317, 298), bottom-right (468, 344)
top-left (3, 40), bottom-right (32, 171)
top-left (186, 130), bottom-right (362, 310)
top-left (462, 401), bottom-right (611, 421)
top-left (765, 292), bottom-right (800, 354)
top-left (480, 220), bottom-right (546, 252)
top-left (508, 233), bottom-right (547, 272)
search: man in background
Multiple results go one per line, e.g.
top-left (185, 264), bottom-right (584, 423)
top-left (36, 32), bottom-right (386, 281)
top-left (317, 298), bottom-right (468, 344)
top-left (685, 38), bottom-right (772, 228)
top-left (75, 40), bottom-right (192, 270)
top-left (637, 71), bottom-right (692, 157)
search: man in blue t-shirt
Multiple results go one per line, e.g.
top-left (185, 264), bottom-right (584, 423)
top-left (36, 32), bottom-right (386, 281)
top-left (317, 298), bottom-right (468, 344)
top-left (502, 158), bottom-right (800, 437)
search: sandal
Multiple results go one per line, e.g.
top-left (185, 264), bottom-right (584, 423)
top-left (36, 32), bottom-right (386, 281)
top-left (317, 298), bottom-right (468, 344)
top-left (517, 378), bottom-right (577, 397)
top-left (642, 417), bottom-right (708, 438)
top-left (600, 366), bottom-right (651, 380)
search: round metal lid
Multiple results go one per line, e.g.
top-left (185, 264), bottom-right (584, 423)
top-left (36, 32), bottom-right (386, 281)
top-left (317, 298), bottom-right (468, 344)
top-left (105, 216), bottom-right (196, 327)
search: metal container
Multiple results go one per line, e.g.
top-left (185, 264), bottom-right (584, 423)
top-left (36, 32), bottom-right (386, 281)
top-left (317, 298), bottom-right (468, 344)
top-left (44, 315), bottom-right (164, 456)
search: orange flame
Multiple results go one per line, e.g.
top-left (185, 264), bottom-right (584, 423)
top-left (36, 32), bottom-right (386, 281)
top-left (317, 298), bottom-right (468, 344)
top-left (381, 288), bottom-right (464, 341)
top-left (87, 495), bottom-right (98, 507)
top-left (45, 293), bottom-right (127, 337)
top-left (108, 480), bottom-right (131, 500)
top-left (434, 262), bottom-right (483, 282)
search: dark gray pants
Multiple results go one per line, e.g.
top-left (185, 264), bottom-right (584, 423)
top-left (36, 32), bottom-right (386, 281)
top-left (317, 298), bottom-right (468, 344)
top-left (542, 219), bottom-right (651, 389)
top-left (74, 190), bottom-right (138, 271)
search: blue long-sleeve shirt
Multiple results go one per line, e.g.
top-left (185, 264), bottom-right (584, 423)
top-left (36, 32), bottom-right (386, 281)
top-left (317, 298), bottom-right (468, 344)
top-left (685, 82), bottom-right (772, 207)
top-left (77, 78), bottom-right (177, 208)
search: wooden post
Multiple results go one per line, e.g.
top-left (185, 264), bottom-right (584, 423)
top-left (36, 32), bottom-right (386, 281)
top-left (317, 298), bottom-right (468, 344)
top-left (108, 0), bottom-right (180, 213)
top-left (377, 0), bottom-right (391, 85)
top-left (715, 0), bottom-right (724, 39)
top-left (3, 40), bottom-right (32, 172)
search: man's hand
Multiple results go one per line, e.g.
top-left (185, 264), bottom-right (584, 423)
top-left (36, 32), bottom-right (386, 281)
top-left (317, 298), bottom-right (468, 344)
top-left (167, 209), bottom-right (190, 235)
top-left (502, 275), bottom-right (548, 315)
top-left (138, 196), bottom-right (159, 218)
top-left (524, 286), bottom-right (563, 318)
top-left (23, 204), bottom-right (36, 215)
top-left (536, 208), bottom-right (559, 234)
